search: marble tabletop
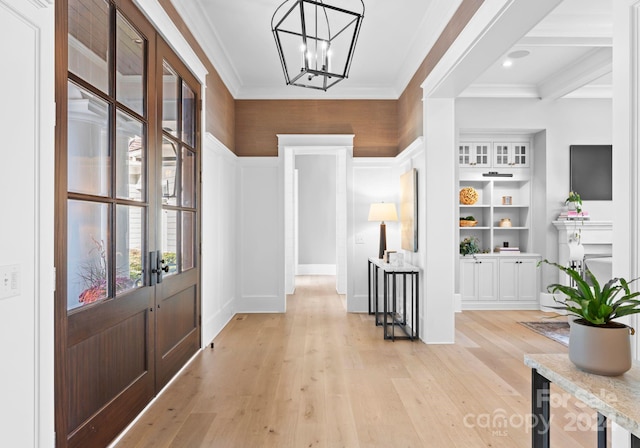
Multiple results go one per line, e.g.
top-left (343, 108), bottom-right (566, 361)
top-left (368, 257), bottom-right (420, 273)
top-left (525, 353), bottom-right (640, 438)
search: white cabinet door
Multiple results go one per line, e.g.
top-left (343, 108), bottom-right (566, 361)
top-left (477, 259), bottom-right (498, 301)
top-left (494, 144), bottom-right (511, 167)
top-left (460, 258), bottom-right (479, 301)
top-left (499, 259), bottom-right (518, 301)
top-left (493, 143), bottom-right (530, 168)
top-left (499, 258), bottom-right (538, 301)
top-left (512, 143), bottom-right (529, 167)
top-left (472, 143), bottom-right (491, 167)
top-left (459, 142), bottom-right (491, 167)
top-left (461, 258), bottom-right (497, 301)
top-left (517, 259), bottom-right (538, 301)
top-left (459, 143), bottom-right (473, 167)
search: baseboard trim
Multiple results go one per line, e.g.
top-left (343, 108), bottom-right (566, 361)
top-left (296, 264), bottom-right (337, 275)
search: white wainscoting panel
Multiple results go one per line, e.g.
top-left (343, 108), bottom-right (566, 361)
top-left (238, 158), bottom-right (285, 312)
top-left (201, 133), bottom-right (237, 346)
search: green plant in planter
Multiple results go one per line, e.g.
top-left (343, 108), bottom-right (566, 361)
top-left (539, 259), bottom-right (640, 326)
top-left (460, 236), bottom-right (480, 256)
top-left (460, 215), bottom-right (476, 221)
top-left (564, 191), bottom-right (583, 214)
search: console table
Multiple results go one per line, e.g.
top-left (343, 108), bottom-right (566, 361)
top-left (525, 353), bottom-right (640, 448)
top-left (367, 257), bottom-right (419, 341)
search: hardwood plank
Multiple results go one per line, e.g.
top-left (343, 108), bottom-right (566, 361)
top-left (114, 277), bottom-right (607, 447)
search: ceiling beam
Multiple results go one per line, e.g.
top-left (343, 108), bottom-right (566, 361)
top-left (538, 47), bottom-right (612, 100)
top-left (423, 0), bottom-right (564, 98)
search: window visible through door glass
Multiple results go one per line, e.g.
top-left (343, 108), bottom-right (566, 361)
top-left (67, 82), bottom-right (110, 197)
top-left (116, 110), bottom-right (145, 201)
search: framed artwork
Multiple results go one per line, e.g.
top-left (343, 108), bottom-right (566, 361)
top-left (400, 168), bottom-right (418, 252)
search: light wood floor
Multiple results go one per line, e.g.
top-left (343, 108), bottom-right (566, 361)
top-left (114, 276), bottom-right (604, 447)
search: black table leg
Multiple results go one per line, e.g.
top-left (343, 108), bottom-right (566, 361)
top-left (597, 413), bottom-right (606, 448)
top-left (532, 369), bottom-right (550, 448)
top-left (368, 260), bottom-right (372, 315)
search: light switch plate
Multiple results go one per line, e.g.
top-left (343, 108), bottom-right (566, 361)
top-left (355, 233), bottom-right (364, 244)
top-left (0, 264), bottom-right (20, 300)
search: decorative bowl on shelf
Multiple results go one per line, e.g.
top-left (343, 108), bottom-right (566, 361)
top-left (459, 187), bottom-right (479, 205)
top-left (499, 218), bottom-right (512, 227)
top-left (460, 220), bottom-right (478, 227)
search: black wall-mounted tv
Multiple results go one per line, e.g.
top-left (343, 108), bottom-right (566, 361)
top-left (569, 145), bottom-right (612, 201)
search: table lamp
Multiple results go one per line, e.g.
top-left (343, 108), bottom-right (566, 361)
top-left (368, 202), bottom-right (398, 259)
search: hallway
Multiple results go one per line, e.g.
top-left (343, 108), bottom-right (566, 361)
top-left (114, 276), bottom-right (593, 447)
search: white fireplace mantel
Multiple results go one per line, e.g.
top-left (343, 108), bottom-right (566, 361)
top-left (552, 220), bottom-right (613, 284)
top-left (552, 220), bottom-right (613, 251)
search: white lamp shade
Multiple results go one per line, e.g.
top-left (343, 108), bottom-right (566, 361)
top-left (368, 202), bottom-right (398, 222)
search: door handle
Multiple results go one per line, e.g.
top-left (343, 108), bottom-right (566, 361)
top-left (149, 250), bottom-right (165, 284)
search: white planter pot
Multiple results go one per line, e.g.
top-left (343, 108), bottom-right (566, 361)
top-left (569, 319), bottom-right (634, 376)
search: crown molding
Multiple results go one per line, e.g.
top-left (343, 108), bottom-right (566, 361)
top-left (134, 0), bottom-right (207, 83)
top-left (171, 0), bottom-right (241, 97)
top-left (236, 85), bottom-right (399, 100)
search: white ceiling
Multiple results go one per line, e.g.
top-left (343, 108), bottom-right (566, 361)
top-left (170, 0), bottom-right (612, 100)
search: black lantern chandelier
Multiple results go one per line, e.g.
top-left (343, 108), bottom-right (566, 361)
top-left (271, 0), bottom-right (365, 91)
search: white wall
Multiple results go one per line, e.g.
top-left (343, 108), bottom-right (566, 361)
top-left (237, 158), bottom-right (284, 312)
top-left (351, 159), bottom-right (400, 311)
top-left (0, 1), bottom-right (55, 446)
top-left (201, 133), bottom-right (237, 345)
top-left (296, 155), bottom-right (336, 269)
top-left (456, 97), bottom-right (613, 289)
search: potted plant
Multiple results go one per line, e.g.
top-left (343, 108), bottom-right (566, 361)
top-left (539, 259), bottom-right (640, 376)
top-left (460, 236), bottom-right (480, 256)
top-left (565, 191), bottom-right (583, 213)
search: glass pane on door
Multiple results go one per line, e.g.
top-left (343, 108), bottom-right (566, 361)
top-left (67, 82), bottom-right (110, 197)
top-left (182, 211), bottom-right (195, 271)
top-left (182, 81), bottom-right (196, 146)
top-left (162, 137), bottom-right (178, 206)
top-left (68, 0), bottom-right (109, 93)
top-left (116, 13), bottom-right (145, 116)
top-left (162, 62), bottom-right (179, 138)
top-left (67, 200), bottom-right (109, 310)
top-left (116, 205), bottom-right (144, 294)
top-left (162, 209), bottom-right (178, 275)
top-left (116, 110), bottom-right (144, 201)
top-left (182, 147), bottom-right (196, 208)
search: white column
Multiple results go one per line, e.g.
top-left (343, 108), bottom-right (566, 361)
top-left (422, 98), bottom-right (456, 343)
top-left (611, 2), bottom-right (639, 447)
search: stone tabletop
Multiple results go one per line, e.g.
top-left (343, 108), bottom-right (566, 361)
top-left (525, 353), bottom-right (640, 438)
top-left (368, 257), bottom-right (420, 273)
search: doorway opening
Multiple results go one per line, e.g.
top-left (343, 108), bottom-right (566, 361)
top-left (280, 135), bottom-right (352, 310)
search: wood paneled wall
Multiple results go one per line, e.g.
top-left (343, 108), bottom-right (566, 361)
top-left (158, 0), bottom-right (235, 151)
top-left (398, 0), bottom-right (484, 152)
top-left (235, 100), bottom-right (398, 157)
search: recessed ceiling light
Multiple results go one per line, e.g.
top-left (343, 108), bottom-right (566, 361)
top-left (507, 50), bottom-right (530, 59)
top-left (502, 59), bottom-right (513, 68)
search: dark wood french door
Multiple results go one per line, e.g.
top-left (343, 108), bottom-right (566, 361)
top-left (55, 1), bottom-right (201, 447)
